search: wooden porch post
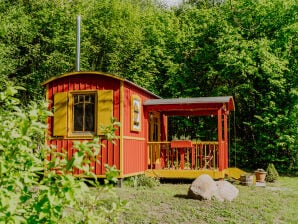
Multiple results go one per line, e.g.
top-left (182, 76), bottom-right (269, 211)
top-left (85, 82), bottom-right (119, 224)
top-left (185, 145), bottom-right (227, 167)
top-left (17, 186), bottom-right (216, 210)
top-left (224, 112), bottom-right (228, 169)
top-left (218, 108), bottom-right (223, 171)
top-left (161, 114), bottom-right (168, 141)
top-left (144, 108), bottom-right (149, 171)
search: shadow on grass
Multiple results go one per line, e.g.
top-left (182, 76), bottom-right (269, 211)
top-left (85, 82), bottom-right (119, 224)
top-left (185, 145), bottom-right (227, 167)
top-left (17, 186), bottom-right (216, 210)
top-left (160, 178), bottom-right (193, 184)
top-left (174, 194), bottom-right (190, 199)
top-left (174, 194), bottom-right (204, 201)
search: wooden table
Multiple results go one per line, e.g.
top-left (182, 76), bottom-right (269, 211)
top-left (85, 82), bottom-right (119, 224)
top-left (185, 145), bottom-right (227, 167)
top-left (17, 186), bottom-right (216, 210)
top-left (170, 140), bottom-right (195, 169)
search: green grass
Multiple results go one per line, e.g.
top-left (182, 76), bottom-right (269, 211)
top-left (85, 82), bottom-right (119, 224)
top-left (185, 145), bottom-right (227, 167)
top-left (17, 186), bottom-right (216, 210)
top-left (116, 177), bottom-right (298, 224)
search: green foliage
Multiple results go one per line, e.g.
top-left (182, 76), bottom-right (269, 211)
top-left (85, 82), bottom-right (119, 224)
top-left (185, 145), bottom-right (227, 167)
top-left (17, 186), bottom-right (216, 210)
top-left (104, 164), bottom-right (120, 185)
top-left (219, 0), bottom-right (298, 174)
top-left (0, 81), bottom-right (125, 223)
top-left (266, 163), bottom-right (279, 183)
top-left (0, 0), bottom-right (297, 174)
top-left (125, 175), bottom-right (160, 188)
top-left (100, 117), bottom-right (121, 144)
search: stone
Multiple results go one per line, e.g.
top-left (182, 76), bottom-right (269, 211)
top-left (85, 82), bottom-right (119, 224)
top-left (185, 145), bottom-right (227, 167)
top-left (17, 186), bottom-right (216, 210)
top-left (214, 180), bottom-right (239, 202)
top-left (188, 175), bottom-right (239, 202)
top-left (188, 174), bottom-right (217, 200)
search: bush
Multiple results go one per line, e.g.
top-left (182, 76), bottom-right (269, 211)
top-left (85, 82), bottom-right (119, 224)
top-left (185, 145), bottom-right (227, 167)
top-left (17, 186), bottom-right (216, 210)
top-left (0, 81), bottom-right (125, 223)
top-left (125, 175), bottom-right (160, 188)
top-left (266, 163), bottom-right (279, 182)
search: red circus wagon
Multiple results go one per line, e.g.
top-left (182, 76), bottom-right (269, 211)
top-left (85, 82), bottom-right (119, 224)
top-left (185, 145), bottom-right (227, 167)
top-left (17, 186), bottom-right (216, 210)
top-left (43, 71), bottom-right (244, 180)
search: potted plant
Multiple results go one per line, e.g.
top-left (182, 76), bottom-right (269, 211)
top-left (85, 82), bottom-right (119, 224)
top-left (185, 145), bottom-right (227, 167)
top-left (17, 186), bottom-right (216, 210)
top-left (255, 168), bottom-right (267, 182)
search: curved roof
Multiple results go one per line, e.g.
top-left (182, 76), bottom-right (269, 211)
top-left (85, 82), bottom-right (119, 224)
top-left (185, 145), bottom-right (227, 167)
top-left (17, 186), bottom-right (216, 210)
top-left (42, 71), bottom-right (160, 98)
top-left (144, 96), bottom-right (235, 116)
top-left (41, 71), bottom-right (125, 85)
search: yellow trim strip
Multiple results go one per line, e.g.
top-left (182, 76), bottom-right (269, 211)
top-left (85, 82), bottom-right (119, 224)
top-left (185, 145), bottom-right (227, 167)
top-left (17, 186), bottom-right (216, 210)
top-left (120, 171), bottom-right (145, 178)
top-left (72, 171), bottom-right (145, 179)
top-left (48, 135), bottom-right (121, 140)
top-left (123, 136), bottom-right (145, 141)
top-left (119, 80), bottom-right (124, 176)
top-left (69, 168), bottom-right (246, 180)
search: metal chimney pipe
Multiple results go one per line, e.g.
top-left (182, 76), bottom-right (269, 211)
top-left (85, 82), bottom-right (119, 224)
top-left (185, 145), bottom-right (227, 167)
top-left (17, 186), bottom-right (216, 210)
top-left (75, 15), bottom-right (81, 71)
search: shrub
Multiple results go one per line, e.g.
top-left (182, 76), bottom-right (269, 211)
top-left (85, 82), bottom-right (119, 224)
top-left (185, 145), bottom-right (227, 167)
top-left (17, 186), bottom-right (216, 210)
top-left (125, 175), bottom-right (160, 188)
top-left (266, 163), bottom-right (279, 182)
top-left (0, 81), bottom-right (125, 223)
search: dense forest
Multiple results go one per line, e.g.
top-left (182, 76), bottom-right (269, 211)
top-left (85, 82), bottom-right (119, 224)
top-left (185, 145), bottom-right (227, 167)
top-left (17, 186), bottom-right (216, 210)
top-left (0, 0), bottom-right (297, 174)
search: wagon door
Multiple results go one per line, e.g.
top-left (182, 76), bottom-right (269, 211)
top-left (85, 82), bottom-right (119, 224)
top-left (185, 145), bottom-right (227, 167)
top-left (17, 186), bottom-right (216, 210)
top-left (148, 112), bottom-right (162, 168)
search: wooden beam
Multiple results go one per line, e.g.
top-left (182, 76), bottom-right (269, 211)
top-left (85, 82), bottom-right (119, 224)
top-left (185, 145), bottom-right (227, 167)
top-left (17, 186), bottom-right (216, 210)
top-left (218, 108), bottom-right (223, 171)
top-left (144, 103), bottom-right (224, 111)
top-left (224, 112), bottom-right (228, 169)
top-left (162, 110), bottom-right (218, 116)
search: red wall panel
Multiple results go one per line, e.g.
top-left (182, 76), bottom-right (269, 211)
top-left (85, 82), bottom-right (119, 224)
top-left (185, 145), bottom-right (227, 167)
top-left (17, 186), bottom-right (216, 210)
top-left (46, 73), bottom-right (122, 176)
top-left (123, 139), bottom-right (147, 174)
top-left (48, 139), bottom-right (120, 176)
top-left (121, 82), bottom-right (159, 175)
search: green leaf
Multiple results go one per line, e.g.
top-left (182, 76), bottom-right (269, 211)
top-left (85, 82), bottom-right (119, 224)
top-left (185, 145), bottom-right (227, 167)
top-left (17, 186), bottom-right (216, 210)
top-left (66, 157), bottom-right (75, 171)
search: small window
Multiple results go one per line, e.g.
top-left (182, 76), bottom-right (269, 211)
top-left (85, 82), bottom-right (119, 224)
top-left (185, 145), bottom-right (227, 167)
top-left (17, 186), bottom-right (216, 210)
top-left (53, 90), bottom-right (113, 138)
top-left (131, 95), bottom-right (141, 132)
top-left (73, 94), bottom-right (95, 133)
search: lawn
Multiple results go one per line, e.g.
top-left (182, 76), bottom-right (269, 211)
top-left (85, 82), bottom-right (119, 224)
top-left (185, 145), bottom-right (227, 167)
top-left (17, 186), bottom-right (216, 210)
top-left (116, 177), bottom-right (298, 224)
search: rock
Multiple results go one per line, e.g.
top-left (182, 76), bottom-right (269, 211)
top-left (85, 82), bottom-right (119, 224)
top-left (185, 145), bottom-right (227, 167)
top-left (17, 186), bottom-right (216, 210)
top-left (188, 175), bottom-right (239, 202)
top-left (188, 174), bottom-right (217, 200)
top-left (214, 180), bottom-right (239, 202)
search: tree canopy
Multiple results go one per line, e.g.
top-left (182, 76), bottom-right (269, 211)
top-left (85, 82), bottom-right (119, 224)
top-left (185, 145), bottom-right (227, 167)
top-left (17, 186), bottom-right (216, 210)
top-left (0, 0), bottom-right (297, 173)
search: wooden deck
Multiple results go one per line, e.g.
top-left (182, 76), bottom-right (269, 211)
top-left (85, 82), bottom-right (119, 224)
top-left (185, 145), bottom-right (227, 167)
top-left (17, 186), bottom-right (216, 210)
top-left (145, 169), bottom-right (225, 179)
top-left (146, 141), bottom-right (245, 179)
top-left (145, 167), bottom-right (246, 180)
top-left (148, 141), bottom-right (219, 169)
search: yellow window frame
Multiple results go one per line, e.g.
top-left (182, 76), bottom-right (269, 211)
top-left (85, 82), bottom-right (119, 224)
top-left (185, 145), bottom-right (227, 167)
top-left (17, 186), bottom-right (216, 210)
top-left (53, 90), bottom-right (113, 139)
top-left (131, 95), bottom-right (142, 132)
top-left (68, 90), bottom-right (97, 138)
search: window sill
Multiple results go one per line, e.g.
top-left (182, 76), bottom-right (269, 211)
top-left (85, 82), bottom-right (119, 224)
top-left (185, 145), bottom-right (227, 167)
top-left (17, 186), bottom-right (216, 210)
top-left (50, 132), bottom-right (101, 140)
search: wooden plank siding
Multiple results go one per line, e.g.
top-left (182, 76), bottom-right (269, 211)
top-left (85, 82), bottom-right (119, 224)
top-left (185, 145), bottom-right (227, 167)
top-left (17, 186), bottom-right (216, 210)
top-left (121, 81), bottom-right (159, 176)
top-left (45, 73), bottom-right (122, 176)
top-left (48, 139), bottom-right (119, 176)
top-left (123, 138), bottom-right (147, 175)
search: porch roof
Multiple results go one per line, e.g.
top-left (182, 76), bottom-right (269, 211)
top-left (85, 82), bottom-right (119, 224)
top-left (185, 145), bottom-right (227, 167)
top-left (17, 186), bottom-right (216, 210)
top-left (143, 96), bottom-right (235, 116)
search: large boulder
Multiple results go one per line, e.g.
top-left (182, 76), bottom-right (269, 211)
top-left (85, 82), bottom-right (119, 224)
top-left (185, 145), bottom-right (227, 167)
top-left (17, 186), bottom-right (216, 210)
top-left (214, 180), bottom-right (239, 202)
top-left (187, 174), bottom-right (217, 200)
top-left (188, 174), bottom-right (239, 202)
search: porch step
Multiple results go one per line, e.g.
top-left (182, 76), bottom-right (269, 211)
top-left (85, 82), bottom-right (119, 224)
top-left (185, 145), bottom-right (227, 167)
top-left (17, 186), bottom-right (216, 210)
top-left (145, 167), bottom-right (246, 180)
top-left (224, 167), bottom-right (246, 180)
top-left (145, 169), bottom-right (226, 179)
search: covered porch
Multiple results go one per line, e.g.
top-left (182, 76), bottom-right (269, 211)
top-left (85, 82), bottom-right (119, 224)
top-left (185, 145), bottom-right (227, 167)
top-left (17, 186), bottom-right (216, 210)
top-left (144, 96), bottom-right (241, 179)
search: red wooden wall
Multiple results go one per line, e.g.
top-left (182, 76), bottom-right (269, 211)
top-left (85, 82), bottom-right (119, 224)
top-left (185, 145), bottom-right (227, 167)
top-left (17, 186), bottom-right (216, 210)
top-left (46, 73), bottom-right (121, 176)
top-left (47, 139), bottom-right (119, 175)
top-left (122, 82), bottom-right (159, 175)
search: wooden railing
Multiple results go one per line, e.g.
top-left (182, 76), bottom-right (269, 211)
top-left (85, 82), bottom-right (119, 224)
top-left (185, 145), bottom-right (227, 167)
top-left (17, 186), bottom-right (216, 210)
top-left (148, 141), bottom-right (219, 170)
